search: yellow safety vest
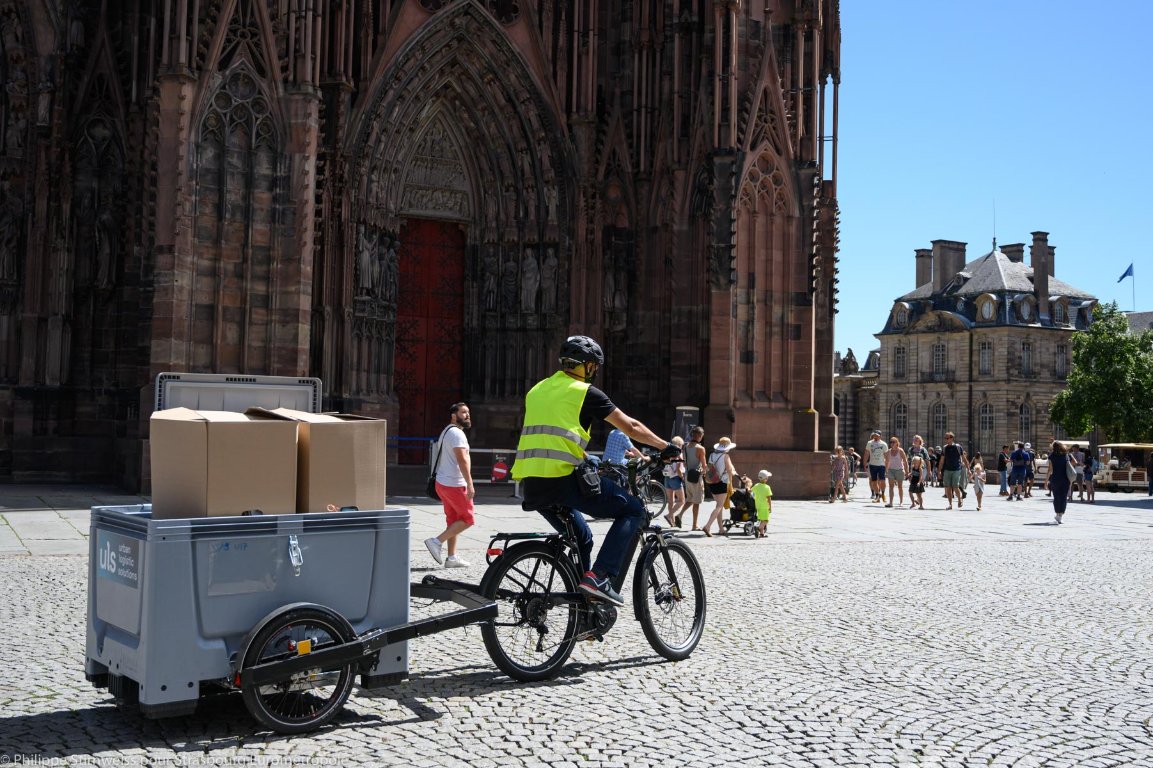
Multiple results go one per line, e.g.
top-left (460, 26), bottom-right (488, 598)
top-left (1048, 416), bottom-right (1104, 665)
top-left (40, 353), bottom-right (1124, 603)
top-left (511, 371), bottom-right (591, 480)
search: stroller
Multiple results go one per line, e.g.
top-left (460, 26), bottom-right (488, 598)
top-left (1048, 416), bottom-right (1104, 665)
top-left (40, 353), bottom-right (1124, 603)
top-left (722, 476), bottom-right (758, 536)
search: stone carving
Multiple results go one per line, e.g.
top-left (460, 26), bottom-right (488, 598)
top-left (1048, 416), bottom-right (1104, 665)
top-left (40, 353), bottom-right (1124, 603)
top-left (520, 248), bottom-right (539, 312)
top-left (841, 348), bottom-right (859, 375)
top-left (481, 245), bottom-right (498, 312)
top-left (357, 224), bottom-right (377, 295)
top-left (544, 185), bottom-right (558, 224)
top-left (501, 254), bottom-right (518, 312)
top-left (381, 237), bottom-right (399, 304)
top-left (540, 246), bottom-right (558, 314)
top-left (0, 192), bottom-right (21, 283)
top-left (94, 205), bottom-right (117, 289)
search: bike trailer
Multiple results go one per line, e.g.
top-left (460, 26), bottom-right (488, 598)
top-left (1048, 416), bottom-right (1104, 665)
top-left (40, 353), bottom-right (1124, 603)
top-left (85, 504), bottom-right (413, 718)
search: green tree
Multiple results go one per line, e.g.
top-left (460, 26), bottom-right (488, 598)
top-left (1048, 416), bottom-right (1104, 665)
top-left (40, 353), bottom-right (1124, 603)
top-left (1051, 302), bottom-right (1153, 442)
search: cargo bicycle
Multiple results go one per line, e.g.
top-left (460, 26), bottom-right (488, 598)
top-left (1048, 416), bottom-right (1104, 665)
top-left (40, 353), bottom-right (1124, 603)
top-left (425, 448), bottom-right (707, 681)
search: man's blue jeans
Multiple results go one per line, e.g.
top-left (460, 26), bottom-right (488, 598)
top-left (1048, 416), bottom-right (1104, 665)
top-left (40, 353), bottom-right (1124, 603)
top-left (535, 474), bottom-right (646, 579)
top-left (999, 469), bottom-right (1009, 495)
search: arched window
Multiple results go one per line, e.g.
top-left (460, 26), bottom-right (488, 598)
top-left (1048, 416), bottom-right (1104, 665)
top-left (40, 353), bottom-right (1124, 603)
top-left (978, 403), bottom-right (995, 456)
top-left (932, 343), bottom-right (947, 376)
top-left (1019, 403), bottom-right (1033, 445)
top-left (894, 346), bottom-right (907, 379)
top-left (892, 402), bottom-right (908, 445)
top-left (930, 402), bottom-right (948, 448)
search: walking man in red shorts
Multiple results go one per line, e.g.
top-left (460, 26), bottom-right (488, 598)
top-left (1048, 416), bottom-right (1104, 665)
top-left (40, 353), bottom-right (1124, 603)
top-left (426, 402), bottom-right (475, 568)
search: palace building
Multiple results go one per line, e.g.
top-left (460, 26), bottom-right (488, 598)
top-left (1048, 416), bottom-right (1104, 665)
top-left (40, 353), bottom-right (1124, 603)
top-left (872, 233), bottom-right (1097, 457)
top-left (0, 1), bottom-right (841, 494)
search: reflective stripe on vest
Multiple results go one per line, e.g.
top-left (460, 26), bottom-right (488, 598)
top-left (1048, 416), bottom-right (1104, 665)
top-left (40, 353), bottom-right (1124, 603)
top-left (512, 371), bottom-right (591, 480)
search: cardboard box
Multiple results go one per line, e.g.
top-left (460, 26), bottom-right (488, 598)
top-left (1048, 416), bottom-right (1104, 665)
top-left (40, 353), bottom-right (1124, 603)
top-left (150, 408), bottom-right (299, 519)
top-left (248, 408), bottom-right (387, 513)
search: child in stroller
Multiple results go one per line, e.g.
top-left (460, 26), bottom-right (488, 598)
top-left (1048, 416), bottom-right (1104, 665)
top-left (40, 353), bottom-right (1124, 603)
top-left (722, 475), bottom-right (759, 536)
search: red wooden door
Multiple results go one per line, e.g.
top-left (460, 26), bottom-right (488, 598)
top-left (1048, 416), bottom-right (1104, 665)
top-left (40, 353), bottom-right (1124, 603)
top-left (395, 219), bottom-right (465, 464)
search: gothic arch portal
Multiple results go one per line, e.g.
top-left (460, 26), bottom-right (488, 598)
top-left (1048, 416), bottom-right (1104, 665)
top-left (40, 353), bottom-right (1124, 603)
top-left (336, 1), bottom-right (573, 452)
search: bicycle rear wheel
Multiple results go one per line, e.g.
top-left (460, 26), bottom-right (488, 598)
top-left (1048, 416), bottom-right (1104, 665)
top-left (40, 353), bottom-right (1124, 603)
top-left (632, 538), bottom-right (706, 661)
top-left (639, 479), bottom-right (667, 518)
top-left (479, 541), bottom-right (581, 682)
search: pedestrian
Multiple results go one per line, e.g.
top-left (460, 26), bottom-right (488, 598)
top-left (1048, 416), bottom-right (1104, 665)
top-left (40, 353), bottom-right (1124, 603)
top-left (996, 444), bottom-right (1011, 496)
top-left (831, 445), bottom-right (850, 502)
top-left (662, 435), bottom-right (686, 526)
top-left (682, 426), bottom-right (708, 529)
top-left (1023, 442), bottom-right (1037, 497)
top-left (426, 402), bottom-right (476, 568)
top-left (907, 435), bottom-right (930, 473)
top-left (927, 446), bottom-right (940, 486)
top-left (847, 447), bottom-right (862, 490)
top-left (908, 455), bottom-right (926, 509)
top-left (1008, 441), bottom-right (1028, 501)
top-left (970, 452), bottom-right (986, 511)
top-left (865, 431), bottom-right (888, 503)
top-left (1147, 450), bottom-right (1153, 496)
top-left (938, 432), bottom-right (969, 510)
top-left (1068, 444), bottom-right (1085, 501)
top-left (885, 436), bottom-right (909, 507)
top-left (1081, 450), bottom-right (1096, 503)
top-left (752, 469), bottom-right (773, 537)
top-left (701, 436), bottom-right (738, 537)
top-left (1047, 440), bottom-right (1072, 524)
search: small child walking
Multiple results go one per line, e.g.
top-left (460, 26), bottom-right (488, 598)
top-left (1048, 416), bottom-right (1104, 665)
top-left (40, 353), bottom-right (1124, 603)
top-left (752, 469), bottom-right (774, 537)
top-left (908, 455), bottom-right (925, 510)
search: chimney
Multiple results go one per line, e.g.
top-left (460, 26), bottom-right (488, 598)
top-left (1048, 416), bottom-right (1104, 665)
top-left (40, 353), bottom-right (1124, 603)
top-left (1047, 245), bottom-right (1055, 277)
top-left (1031, 231), bottom-right (1050, 318)
top-left (915, 248), bottom-right (932, 288)
top-left (1002, 243), bottom-right (1025, 263)
top-left (931, 239), bottom-right (967, 291)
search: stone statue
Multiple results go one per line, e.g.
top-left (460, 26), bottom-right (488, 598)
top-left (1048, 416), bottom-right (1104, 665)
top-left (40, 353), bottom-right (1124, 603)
top-left (841, 348), bottom-right (859, 375)
top-left (500, 255), bottom-right (518, 312)
top-left (0, 200), bottom-right (19, 283)
top-left (544, 186), bottom-right (558, 224)
top-left (94, 206), bottom-right (117, 289)
top-left (379, 236), bottom-right (399, 303)
top-left (540, 247), bottom-right (558, 314)
top-left (357, 224), bottom-right (377, 295)
top-left (520, 248), bottom-right (539, 312)
top-left (482, 245), bottom-right (498, 312)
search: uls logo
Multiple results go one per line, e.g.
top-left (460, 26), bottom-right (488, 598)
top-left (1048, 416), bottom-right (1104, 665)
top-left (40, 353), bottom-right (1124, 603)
top-left (98, 539), bottom-right (117, 573)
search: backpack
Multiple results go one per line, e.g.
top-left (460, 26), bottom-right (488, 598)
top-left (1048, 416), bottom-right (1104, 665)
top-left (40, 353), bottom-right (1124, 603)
top-left (705, 452), bottom-right (723, 484)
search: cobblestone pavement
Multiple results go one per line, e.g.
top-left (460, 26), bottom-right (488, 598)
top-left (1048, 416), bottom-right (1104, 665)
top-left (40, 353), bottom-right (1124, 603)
top-left (1, 490), bottom-right (1152, 767)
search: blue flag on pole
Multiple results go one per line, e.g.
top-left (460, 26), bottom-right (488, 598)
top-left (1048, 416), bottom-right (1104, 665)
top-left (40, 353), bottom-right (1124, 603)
top-left (1118, 263), bottom-right (1134, 282)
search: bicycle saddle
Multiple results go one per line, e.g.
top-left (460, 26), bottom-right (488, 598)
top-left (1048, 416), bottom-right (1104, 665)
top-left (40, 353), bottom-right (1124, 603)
top-left (520, 500), bottom-right (572, 517)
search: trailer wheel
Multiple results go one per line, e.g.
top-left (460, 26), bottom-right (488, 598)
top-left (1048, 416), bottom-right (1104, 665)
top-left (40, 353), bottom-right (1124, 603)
top-left (241, 605), bottom-right (357, 734)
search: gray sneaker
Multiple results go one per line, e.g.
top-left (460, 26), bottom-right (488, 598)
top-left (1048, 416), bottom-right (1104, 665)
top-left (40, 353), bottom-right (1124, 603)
top-left (444, 555), bottom-right (470, 568)
top-left (579, 571), bottom-right (624, 607)
top-left (424, 537), bottom-right (444, 565)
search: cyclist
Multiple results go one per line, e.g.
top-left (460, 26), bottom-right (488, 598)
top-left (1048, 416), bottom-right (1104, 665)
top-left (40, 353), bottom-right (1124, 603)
top-left (512, 335), bottom-right (680, 606)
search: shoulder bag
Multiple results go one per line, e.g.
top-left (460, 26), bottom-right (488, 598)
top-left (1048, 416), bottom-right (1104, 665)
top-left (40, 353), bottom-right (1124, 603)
top-left (427, 425), bottom-right (459, 500)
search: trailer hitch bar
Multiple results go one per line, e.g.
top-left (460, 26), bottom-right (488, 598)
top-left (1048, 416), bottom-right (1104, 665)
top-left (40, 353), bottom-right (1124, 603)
top-left (241, 582), bottom-right (495, 687)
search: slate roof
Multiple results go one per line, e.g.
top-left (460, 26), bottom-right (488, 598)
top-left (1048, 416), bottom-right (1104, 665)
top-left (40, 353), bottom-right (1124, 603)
top-left (1126, 311), bottom-right (1153, 334)
top-left (897, 248), bottom-right (1097, 302)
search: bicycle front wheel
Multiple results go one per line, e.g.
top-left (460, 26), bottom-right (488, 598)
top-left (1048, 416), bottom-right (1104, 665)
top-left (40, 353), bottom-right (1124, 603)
top-left (632, 538), bottom-right (706, 661)
top-left (479, 541), bottom-right (581, 682)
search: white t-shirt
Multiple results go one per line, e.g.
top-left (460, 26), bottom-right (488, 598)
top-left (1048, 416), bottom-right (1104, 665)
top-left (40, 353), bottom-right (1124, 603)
top-left (435, 426), bottom-right (470, 487)
top-left (866, 439), bottom-right (888, 466)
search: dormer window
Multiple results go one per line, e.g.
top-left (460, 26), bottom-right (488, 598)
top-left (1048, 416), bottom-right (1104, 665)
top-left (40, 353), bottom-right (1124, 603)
top-left (1019, 299), bottom-right (1033, 322)
top-left (895, 306), bottom-right (908, 328)
top-left (1053, 302), bottom-right (1066, 325)
top-left (976, 294), bottom-right (998, 323)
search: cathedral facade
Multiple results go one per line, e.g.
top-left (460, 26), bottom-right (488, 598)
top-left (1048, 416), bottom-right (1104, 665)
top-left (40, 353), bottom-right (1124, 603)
top-left (0, 0), bottom-right (841, 495)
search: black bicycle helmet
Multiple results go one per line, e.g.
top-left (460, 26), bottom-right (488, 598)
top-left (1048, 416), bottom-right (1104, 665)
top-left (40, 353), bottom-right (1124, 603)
top-left (559, 335), bottom-right (605, 365)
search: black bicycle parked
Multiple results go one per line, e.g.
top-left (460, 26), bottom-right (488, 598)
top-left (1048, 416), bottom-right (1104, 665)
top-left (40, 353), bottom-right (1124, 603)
top-left (471, 449), bottom-right (707, 681)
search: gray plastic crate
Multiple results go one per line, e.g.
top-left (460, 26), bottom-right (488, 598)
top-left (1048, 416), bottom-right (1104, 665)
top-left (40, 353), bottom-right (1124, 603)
top-left (85, 505), bottom-right (409, 717)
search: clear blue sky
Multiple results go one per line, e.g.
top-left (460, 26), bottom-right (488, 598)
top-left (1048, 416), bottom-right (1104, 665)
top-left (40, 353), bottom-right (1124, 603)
top-left (834, 1), bottom-right (1151, 362)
